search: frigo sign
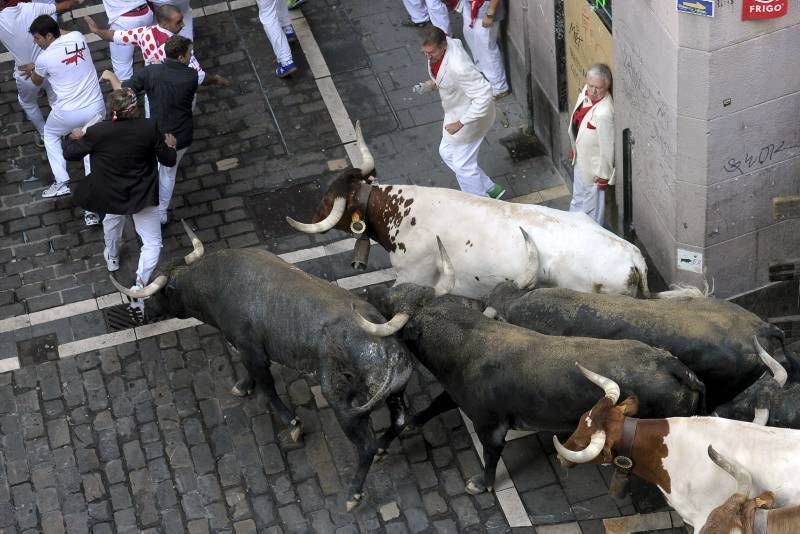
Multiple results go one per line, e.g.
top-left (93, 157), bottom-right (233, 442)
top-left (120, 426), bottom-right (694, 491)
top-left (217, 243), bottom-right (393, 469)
top-left (742, 0), bottom-right (788, 20)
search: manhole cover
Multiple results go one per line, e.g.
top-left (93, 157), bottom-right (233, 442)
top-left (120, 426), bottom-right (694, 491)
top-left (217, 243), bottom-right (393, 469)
top-left (17, 334), bottom-right (59, 367)
top-left (245, 179), bottom-right (329, 241)
top-left (499, 130), bottom-right (547, 161)
top-left (102, 304), bottom-right (141, 331)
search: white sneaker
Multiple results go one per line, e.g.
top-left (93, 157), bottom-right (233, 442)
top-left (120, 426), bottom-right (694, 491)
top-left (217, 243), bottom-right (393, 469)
top-left (104, 248), bottom-right (119, 272)
top-left (85, 211), bottom-right (101, 226)
top-left (159, 211), bottom-right (168, 225)
top-left (41, 182), bottom-right (70, 198)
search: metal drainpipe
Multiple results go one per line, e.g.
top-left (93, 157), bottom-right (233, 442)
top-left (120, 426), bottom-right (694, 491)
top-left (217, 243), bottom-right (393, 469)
top-left (622, 128), bottom-right (635, 242)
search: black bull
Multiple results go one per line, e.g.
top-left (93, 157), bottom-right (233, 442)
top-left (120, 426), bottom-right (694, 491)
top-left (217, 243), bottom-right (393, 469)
top-left (118, 245), bottom-right (414, 511)
top-left (483, 282), bottom-right (785, 409)
top-left (357, 283), bottom-right (705, 494)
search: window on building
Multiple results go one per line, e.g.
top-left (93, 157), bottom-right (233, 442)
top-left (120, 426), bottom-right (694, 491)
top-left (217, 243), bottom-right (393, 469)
top-left (588, 0), bottom-right (612, 30)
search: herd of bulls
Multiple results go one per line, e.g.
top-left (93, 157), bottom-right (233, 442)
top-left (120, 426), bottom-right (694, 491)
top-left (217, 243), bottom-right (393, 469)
top-left (113, 124), bottom-right (799, 530)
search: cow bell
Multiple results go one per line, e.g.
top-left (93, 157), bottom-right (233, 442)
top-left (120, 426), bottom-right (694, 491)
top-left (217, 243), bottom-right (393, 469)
top-left (608, 455), bottom-right (634, 499)
top-left (350, 212), bottom-right (366, 235)
top-left (352, 235), bottom-right (371, 270)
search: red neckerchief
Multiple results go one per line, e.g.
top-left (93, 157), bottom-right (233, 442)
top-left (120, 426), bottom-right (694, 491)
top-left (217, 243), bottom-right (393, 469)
top-left (2, 0), bottom-right (29, 8)
top-left (571, 89), bottom-right (601, 133)
top-left (430, 47), bottom-right (447, 78)
top-left (470, 0), bottom-right (486, 28)
top-left (151, 26), bottom-right (171, 47)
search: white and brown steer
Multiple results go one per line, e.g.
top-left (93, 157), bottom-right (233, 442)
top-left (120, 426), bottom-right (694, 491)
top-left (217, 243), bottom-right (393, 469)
top-left (287, 122), bottom-right (650, 299)
top-left (700, 446), bottom-right (800, 534)
top-left (554, 367), bottom-right (800, 529)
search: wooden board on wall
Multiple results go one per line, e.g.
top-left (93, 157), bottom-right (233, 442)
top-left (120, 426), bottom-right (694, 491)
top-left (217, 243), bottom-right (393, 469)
top-left (565, 0), bottom-right (614, 106)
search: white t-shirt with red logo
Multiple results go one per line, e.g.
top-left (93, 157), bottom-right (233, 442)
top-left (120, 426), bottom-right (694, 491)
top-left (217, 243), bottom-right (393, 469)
top-left (0, 2), bottom-right (56, 66)
top-left (112, 25), bottom-right (206, 84)
top-left (34, 31), bottom-right (104, 111)
top-left (101, 0), bottom-right (147, 25)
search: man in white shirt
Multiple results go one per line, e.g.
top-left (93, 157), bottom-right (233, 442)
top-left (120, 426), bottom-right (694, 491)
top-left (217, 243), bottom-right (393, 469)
top-left (0, 0), bottom-right (82, 146)
top-left (100, 0), bottom-right (153, 81)
top-left (413, 26), bottom-right (504, 199)
top-left (20, 15), bottom-right (106, 199)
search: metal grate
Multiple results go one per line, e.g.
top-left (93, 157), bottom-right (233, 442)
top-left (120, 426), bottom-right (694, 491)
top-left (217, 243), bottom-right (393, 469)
top-left (102, 304), bottom-right (142, 332)
top-left (17, 334), bottom-right (59, 368)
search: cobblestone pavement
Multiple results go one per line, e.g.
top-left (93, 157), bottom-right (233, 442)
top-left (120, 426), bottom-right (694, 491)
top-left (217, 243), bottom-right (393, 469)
top-left (0, 0), bottom-right (689, 531)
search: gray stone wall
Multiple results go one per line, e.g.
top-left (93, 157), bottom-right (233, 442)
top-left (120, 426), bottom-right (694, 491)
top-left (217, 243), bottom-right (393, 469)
top-left (506, 0), bottom-right (800, 297)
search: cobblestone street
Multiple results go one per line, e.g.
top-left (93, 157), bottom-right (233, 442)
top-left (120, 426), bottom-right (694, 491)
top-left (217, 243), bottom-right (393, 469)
top-left (0, 0), bottom-right (688, 532)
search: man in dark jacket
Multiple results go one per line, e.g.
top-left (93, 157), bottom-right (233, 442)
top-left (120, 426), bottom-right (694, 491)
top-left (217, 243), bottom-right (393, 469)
top-left (63, 88), bottom-right (177, 304)
top-left (101, 34), bottom-right (197, 225)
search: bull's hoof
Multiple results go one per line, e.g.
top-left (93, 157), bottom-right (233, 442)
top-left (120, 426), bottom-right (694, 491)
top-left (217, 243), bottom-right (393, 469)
top-left (345, 493), bottom-right (363, 512)
top-left (289, 420), bottom-right (303, 443)
top-left (465, 475), bottom-right (489, 495)
top-left (373, 448), bottom-right (388, 463)
top-left (230, 378), bottom-right (254, 397)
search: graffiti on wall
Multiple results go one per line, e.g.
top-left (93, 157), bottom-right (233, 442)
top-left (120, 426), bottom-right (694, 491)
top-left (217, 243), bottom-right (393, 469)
top-left (564, 0), bottom-right (613, 105)
top-left (723, 139), bottom-right (800, 176)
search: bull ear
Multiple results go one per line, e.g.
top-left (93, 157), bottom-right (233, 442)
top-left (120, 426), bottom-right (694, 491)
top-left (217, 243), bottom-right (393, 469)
top-left (618, 396), bottom-right (639, 416)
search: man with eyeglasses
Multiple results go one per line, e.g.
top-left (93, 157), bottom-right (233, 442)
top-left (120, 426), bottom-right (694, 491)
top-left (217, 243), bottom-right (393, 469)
top-left (412, 25), bottom-right (504, 199)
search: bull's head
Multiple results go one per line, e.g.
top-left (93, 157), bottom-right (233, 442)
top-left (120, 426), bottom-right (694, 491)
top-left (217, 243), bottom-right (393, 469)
top-left (552, 364), bottom-right (639, 467)
top-left (110, 220), bottom-right (205, 321)
top-left (712, 337), bottom-right (786, 423)
top-left (286, 121), bottom-right (375, 235)
top-left (354, 236), bottom-right (456, 336)
top-left (482, 227), bottom-right (539, 320)
top-left (699, 446), bottom-right (775, 534)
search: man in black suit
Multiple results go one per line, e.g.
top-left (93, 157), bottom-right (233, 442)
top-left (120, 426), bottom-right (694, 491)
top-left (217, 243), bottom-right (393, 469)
top-left (63, 88), bottom-right (177, 310)
top-left (101, 34), bottom-right (198, 225)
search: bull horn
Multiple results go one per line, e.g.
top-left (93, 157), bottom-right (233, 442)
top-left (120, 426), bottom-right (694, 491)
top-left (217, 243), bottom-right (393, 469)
top-left (353, 309), bottom-right (410, 337)
top-left (707, 445), bottom-right (753, 497)
top-left (355, 120), bottom-right (375, 177)
top-left (434, 236), bottom-right (455, 297)
top-left (515, 227), bottom-right (539, 289)
top-left (553, 431), bottom-right (607, 464)
top-left (286, 197), bottom-right (347, 234)
top-left (752, 408), bottom-right (769, 426)
top-left (576, 363), bottom-right (621, 404)
top-left (181, 220), bottom-right (205, 265)
top-left (754, 336), bottom-right (787, 387)
top-left (110, 274), bottom-right (168, 298)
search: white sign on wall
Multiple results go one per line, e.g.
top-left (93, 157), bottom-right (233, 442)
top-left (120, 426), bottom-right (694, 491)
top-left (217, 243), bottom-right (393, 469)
top-left (676, 248), bottom-right (704, 274)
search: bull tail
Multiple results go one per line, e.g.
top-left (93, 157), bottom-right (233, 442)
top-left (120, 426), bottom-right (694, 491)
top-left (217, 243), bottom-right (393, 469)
top-left (653, 284), bottom-right (707, 299)
top-left (630, 266), bottom-right (650, 298)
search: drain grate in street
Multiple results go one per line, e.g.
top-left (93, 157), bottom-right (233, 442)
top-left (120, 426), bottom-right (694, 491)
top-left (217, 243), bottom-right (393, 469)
top-left (17, 334), bottom-right (59, 368)
top-left (102, 304), bottom-right (141, 332)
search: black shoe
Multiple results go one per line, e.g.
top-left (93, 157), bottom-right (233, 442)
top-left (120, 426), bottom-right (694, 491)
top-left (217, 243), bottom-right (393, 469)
top-left (401, 18), bottom-right (429, 28)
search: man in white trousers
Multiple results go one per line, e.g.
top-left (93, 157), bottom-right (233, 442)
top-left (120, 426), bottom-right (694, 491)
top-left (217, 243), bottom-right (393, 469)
top-left (568, 63), bottom-right (614, 225)
top-left (460, 0), bottom-right (508, 98)
top-left (1, 0), bottom-right (82, 147)
top-left (402, 0), bottom-right (450, 34)
top-left (256, 0), bottom-right (299, 77)
top-left (413, 25), bottom-right (504, 199)
top-left (64, 88), bottom-right (177, 317)
top-left (99, 0), bottom-right (154, 80)
top-left (21, 15), bottom-right (106, 205)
